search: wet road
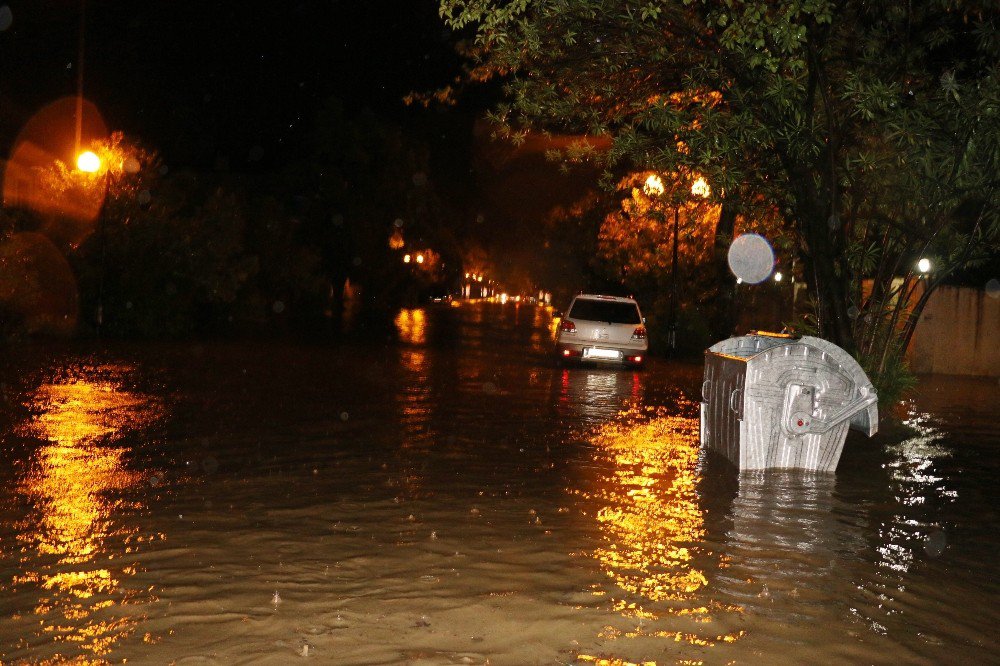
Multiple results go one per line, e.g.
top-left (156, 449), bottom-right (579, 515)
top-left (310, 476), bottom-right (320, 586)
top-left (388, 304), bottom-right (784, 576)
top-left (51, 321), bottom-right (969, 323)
top-left (1, 301), bottom-right (997, 665)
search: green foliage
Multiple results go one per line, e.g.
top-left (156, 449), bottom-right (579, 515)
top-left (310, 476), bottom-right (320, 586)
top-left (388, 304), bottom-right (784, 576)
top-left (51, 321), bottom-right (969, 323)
top-left (860, 349), bottom-right (918, 409)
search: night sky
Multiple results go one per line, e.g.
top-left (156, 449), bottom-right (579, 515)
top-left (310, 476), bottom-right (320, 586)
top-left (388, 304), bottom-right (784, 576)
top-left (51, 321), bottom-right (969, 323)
top-left (0, 0), bottom-right (612, 293)
top-left (0, 1), bottom-right (467, 169)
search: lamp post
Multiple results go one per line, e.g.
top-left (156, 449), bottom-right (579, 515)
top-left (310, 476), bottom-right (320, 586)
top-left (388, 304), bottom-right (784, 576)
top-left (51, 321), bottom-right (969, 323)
top-left (645, 174), bottom-right (710, 353)
top-left (76, 149), bottom-right (110, 336)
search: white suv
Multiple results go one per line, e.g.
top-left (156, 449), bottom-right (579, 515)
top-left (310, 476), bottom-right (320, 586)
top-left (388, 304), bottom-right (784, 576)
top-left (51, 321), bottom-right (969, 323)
top-left (555, 294), bottom-right (648, 367)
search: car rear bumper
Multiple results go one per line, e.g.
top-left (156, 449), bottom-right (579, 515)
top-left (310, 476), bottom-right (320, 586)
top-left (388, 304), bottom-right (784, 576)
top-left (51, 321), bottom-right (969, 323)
top-left (555, 342), bottom-right (648, 366)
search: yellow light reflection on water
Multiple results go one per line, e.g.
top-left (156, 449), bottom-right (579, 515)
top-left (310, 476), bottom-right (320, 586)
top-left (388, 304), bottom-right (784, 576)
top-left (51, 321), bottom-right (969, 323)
top-left (395, 307), bottom-right (427, 345)
top-left (576, 407), bottom-right (744, 660)
top-left (10, 372), bottom-right (164, 660)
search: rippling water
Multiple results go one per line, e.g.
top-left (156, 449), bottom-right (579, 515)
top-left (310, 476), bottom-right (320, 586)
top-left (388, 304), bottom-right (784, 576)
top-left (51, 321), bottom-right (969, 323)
top-left (0, 302), bottom-right (996, 665)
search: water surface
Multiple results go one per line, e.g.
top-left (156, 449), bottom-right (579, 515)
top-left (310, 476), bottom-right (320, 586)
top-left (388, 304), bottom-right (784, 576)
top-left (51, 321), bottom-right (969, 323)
top-left (1, 302), bottom-right (996, 664)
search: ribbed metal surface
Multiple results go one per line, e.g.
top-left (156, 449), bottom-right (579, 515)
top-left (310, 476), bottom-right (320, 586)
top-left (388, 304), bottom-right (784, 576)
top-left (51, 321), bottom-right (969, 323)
top-left (700, 352), bottom-right (746, 467)
top-left (701, 333), bottom-right (878, 472)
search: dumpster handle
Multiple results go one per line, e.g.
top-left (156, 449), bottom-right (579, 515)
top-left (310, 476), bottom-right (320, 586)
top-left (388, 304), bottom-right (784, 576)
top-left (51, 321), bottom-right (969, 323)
top-left (729, 388), bottom-right (743, 417)
top-left (810, 394), bottom-right (878, 434)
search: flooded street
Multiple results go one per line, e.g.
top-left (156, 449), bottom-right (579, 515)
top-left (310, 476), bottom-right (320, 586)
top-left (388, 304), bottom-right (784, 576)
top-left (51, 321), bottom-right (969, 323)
top-left (1, 301), bottom-right (997, 665)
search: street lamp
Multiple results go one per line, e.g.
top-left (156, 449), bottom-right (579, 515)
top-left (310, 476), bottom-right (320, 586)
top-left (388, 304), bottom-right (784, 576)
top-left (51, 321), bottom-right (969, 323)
top-left (666, 175), bottom-right (711, 353)
top-left (76, 150), bottom-right (101, 173)
top-left (76, 149), bottom-right (110, 335)
top-left (643, 174), bottom-right (665, 196)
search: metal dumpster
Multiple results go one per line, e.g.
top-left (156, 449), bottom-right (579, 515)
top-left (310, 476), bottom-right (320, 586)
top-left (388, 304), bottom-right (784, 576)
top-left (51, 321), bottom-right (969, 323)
top-left (700, 331), bottom-right (878, 471)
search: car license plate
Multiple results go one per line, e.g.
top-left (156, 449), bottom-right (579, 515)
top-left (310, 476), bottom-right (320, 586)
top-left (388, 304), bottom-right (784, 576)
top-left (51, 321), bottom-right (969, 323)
top-left (585, 347), bottom-right (621, 360)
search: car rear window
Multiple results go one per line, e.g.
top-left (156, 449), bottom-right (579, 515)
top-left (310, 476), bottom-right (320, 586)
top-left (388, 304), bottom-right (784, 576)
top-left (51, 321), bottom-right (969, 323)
top-left (568, 299), bottom-right (641, 324)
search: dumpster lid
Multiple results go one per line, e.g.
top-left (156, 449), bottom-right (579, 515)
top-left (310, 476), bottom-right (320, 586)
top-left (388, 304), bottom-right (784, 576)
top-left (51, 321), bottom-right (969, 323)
top-left (707, 331), bottom-right (797, 358)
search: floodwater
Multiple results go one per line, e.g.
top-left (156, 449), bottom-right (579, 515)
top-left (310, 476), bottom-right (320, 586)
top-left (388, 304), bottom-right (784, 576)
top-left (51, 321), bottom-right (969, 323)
top-left (0, 301), bottom-right (996, 665)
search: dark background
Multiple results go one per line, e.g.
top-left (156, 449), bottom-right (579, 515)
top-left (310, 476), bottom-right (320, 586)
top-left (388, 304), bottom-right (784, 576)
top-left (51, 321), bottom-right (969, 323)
top-left (0, 1), bottom-right (470, 170)
top-left (0, 0), bottom-right (618, 322)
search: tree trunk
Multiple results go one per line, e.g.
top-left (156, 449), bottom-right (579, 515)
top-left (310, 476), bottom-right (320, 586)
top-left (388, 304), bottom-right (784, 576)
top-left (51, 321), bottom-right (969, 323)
top-left (794, 193), bottom-right (856, 352)
top-left (710, 201), bottom-right (739, 338)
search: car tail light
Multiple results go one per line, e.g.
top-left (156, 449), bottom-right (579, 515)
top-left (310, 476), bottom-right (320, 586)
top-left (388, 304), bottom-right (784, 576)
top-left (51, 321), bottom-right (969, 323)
top-left (626, 355), bottom-right (643, 364)
top-left (562, 348), bottom-right (581, 357)
top-left (632, 326), bottom-right (646, 340)
top-left (559, 319), bottom-right (577, 333)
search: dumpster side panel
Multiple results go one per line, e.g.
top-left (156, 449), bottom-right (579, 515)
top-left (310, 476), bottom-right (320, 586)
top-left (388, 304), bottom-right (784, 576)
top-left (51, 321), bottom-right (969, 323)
top-left (742, 395), bottom-right (778, 469)
top-left (701, 352), bottom-right (747, 466)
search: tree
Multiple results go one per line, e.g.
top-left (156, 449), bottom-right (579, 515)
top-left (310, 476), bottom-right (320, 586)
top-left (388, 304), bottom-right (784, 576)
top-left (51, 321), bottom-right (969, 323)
top-left (595, 170), bottom-right (784, 350)
top-left (67, 135), bottom-right (261, 337)
top-left (440, 0), bottom-right (999, 384)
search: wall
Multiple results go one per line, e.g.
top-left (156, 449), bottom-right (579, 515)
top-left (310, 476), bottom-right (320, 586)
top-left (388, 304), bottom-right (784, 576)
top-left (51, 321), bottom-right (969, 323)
top-left (907, 286), bottom-right (1000, 377)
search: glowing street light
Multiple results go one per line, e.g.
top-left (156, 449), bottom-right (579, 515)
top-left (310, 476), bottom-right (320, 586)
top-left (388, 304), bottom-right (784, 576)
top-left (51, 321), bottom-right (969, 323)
top-left (774, 271), bottom-right (783, 282)
top-left (403, 254), bottom-right (411, 263)
top-left (76, 150), bottom-right (101, 173)
top-left (917, 257), bottom-right (932, 274)
top-left (690, 176), bottom-right (711, 198)
top-left (643, 174), bottom-right (665, 196)
top-left (415, 253), bottom-right (425, 264)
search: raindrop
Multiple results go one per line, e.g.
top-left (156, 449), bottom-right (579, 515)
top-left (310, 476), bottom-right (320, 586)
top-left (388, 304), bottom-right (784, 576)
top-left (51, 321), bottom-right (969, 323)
top-left (394, 218), bottom-right (404, 228)
top-left (137, 189), bottom-right (152, 205)
top-left (158, 165), bottom-right (169, 175)
top-left (202, 456), bottom-right (219, 474)
top-left (124, 156), bottom-right (141, 173)
top-left (727, 233), bottom-right (775, 284)
top-left (0, 6), bottom-right (12, 32)
top-left (924, 529), bottom-right (947, 558)
top-left (412, 172), bottom-right (427, 186)
top-left (248, 145), bottom-right (265, 162)
top-left (847, 305), bottom-right (859, 319)
top-left (481, 381), bottom-right (497, 394)
top-left (339, 411), bottom-right (349, 421)
top-left (986, 278), bottom-right (1000, 299)
top-left (352, 256), bottom-right (362, 266)
top-left (272, 301), bottom-right (285, 314)
top-left (272, 590), bottom-right (282, 605)
top-left (828, 213), bottom-right (840, 230)
top-left (126, 301), bottom-right (133, 310)
top-left (332, 213), bottom-right (344, 226)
